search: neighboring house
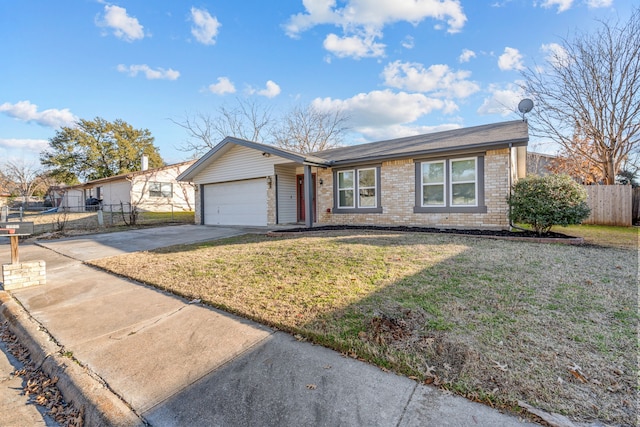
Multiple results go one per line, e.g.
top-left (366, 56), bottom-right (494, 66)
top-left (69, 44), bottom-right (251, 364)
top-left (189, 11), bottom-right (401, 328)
top-left (60, 160), bottom-right (196, 212)
top-left (0, 192), bottom-right (10, 208)
top-left (44, 186), bottom-right (67, 208)
top-left (178, 120), bottom-right (528, 230)
top-left (527, 151), bottom-right (556, 176)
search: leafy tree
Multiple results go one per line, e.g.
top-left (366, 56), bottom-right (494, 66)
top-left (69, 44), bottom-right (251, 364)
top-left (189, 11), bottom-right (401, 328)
top-left (616, 168), bottom-right (639, 187)
top-left (41, 117), bottom-right (164, 184)
top-left (522, 8), bottom-right (640, 185)
top-left (508, 174), bottom-right (591, 235)
top-left (547, 134), bottom-right (604, 184)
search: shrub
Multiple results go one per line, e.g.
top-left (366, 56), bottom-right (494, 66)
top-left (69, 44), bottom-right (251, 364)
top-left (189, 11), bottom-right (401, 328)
top-left (508, 174), bottom-right (591, 235)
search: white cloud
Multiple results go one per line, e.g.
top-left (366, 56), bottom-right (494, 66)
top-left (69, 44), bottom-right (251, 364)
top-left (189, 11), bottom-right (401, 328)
top-left (458, 48), bottom-right (476, 63)
top-left (477, 83), bottom-right (525, 116)
top-left (97, 5), bottom-right (145, 42)
top-left (539, 0), bottom-right (574, 13)
top-left (401, 35), bottom-right (415, 49)
top-left (285, 0), bottom-right (467, 36)
top-left (498, 47), bottom-right (525, 71)
top-left (257, 80), bottom-right (281, 98)
top-left (586, 0), bottom-right (612, 7)
top-left (190, 7), bottom-right (221, 45)
top-left (541, 42), bottom-right (570, 67)
top-left (117, 64), bottom-right (180, 80)
top-left (0, 138), bottom-right (49, 152)
top-left (323, 31), bottom-right (385, 58)
top-left (285, 0), bottom-right (467, 57)
top-left (208, 77), bottom-right (236, 95)
top-left (312, 89), bottom-right (457, 129)
top-left (382, 61), bottom-right (480, 99)
top-left (0, 100), bottom-right (77, 128)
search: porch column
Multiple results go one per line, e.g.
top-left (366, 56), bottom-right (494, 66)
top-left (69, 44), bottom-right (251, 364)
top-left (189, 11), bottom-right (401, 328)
top-left (304, 165), bottom-right (314, 228)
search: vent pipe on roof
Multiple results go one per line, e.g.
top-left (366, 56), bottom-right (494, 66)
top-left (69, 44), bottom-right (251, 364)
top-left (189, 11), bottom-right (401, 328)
top-left (141, 155), bottom-right (149, 171)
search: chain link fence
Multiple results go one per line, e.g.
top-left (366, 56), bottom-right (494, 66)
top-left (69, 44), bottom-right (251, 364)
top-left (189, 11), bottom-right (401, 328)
top-left (1, 204), bottom-right (194, 236)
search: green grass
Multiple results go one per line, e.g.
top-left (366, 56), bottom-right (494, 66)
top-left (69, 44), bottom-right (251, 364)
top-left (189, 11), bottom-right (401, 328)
top-left (91, 230), bottom-right (638, 425)
top-left (550, 224), bottom-right (638, 249)
top-left (137, 211), bottom-right (194, 223)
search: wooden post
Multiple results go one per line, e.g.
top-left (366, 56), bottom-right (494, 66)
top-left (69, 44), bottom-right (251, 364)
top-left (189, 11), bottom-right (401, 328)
top-left (304, 165), bottom-right (313, 228)
top-left (10, 235), bottom-right (19, 264)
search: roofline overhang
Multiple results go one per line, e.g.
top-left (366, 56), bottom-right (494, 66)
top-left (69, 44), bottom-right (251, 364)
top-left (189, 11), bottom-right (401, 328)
top-left (327, 138), bottom-right (528, 167)
top-left (178, 136), bottom-right (331, 181)
top-left (62, 160), bottom-right (196, 189)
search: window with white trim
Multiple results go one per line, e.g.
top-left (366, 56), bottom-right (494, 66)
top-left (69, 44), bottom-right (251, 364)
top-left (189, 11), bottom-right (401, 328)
top-left (337, 170), bottom-right (355, 208)
top-left (421, 161), bottom-right (445, 206)
top-left (450, 158), bottom-right (477, 206)
top-left (415, 156), bottom-right (485, 213)
top-left (334, 166), bottom-right (381, 213)
top-left (149, 182), bottom-right (173, 198)
top-left (358, 168), bottom-right (377, 208)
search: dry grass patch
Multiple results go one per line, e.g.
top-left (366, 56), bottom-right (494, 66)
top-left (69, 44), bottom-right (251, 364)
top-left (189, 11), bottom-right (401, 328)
top-left (552, 224), bottom-right (638, 250)
top-left (90, 231), bottom-right (637, 425)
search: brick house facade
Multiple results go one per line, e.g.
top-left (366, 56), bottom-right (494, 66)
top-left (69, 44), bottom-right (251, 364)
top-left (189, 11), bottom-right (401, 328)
top-left (181, 121), bottom-right (528, 230)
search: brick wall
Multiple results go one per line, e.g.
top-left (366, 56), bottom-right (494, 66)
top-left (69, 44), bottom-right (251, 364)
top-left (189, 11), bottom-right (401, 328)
top-left (316, 149), bottom-right (511, 230)
top-left (2, 261), bottom-right (46, 290)
top-left (266, 177), bottom-right (276, 225)
top-left (194, 186), bottom-right (202, 225)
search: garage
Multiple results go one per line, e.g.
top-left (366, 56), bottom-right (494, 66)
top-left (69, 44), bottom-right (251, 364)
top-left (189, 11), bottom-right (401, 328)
top-left (203, 179), bottom-right (267, 226)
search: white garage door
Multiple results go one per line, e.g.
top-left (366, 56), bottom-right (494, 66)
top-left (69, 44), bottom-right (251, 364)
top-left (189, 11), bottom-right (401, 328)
top-left (203, 179), bottom-right (267, 226)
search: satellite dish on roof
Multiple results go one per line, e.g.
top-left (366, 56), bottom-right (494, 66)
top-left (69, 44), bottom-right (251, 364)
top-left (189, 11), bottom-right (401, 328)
top-left (518, 98), bottom-right (534, 121)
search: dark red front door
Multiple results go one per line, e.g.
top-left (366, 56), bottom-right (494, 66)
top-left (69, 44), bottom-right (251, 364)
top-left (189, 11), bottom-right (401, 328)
top-left (297, 174), bottom-right (316, 222)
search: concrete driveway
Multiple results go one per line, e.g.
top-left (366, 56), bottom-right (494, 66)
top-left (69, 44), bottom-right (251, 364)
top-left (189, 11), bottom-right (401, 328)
top-left (34, 224), bottom-right (248, 261)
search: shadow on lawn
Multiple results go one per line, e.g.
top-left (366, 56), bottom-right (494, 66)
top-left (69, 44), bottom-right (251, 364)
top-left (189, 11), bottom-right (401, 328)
top-left (122, 230), bottom-right (638, 425)
top-left (286, 232), bottom-right (638, 425)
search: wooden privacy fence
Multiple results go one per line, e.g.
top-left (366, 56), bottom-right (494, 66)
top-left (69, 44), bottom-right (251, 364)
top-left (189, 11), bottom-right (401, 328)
top-left (582, 185), bottom-right (632, 226)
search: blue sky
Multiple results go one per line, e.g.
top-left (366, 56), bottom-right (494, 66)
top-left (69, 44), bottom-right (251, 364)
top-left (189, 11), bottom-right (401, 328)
top-left (0, 0), bottom-right (633, 166)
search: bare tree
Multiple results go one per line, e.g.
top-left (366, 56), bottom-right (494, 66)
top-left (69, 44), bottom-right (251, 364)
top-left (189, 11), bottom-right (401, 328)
top-left (1, 160), bottom-right (47, 206)
top-left (522, 8), bottom-right (640, 184)
top-left (171, 98), bottom-right (272, 156)
top-left (270, 104), bottom-right (349, 154)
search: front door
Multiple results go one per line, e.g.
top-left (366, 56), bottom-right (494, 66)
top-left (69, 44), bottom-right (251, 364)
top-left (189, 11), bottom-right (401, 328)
top-left (297, 174), bottom-right (316, 222)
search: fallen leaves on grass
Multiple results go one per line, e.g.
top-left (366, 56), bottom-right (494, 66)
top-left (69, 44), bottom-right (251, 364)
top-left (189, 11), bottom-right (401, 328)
top-left (567, 363), bottom-right (588, 383)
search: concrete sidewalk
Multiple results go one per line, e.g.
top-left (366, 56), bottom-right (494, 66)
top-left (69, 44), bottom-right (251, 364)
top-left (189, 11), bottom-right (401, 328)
top-left (0, 226), bottom-right (538, 426)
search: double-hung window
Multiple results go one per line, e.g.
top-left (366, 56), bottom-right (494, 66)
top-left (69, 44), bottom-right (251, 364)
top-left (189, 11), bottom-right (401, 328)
top-left (421, 161), bottom-right (445, 206)
top-left (149, 182), bottom-right (173, 198)
top-left (450, 158), bottom-right (477, 206)
top-left (334, 166), bottom-right (382, 213)
top-left (415, 156), bottom-right (486, 213)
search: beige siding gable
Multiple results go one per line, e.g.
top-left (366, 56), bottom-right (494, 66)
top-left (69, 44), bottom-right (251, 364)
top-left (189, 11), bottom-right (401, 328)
top-left (192, 145), bottom-right (293, 184)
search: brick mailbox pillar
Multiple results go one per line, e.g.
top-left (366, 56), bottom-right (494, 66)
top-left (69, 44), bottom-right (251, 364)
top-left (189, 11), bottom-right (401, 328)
top-left (2, 261), bottom-right (46, 290)
top-left (1, 222), bottom-right (46, 291)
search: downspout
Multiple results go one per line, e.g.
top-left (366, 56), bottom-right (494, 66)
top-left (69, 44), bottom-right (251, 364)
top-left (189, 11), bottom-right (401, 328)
top-left (508, 142), bottom-right (528, 232)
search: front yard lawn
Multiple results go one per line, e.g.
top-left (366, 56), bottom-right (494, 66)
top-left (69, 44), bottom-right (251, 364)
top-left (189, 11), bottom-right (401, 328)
top-left (90, 230), bottom-right (637, 425)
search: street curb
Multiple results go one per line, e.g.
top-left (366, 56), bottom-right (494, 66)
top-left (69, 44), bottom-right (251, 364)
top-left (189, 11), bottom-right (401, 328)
top-left (0, 291), bottom-right (144, 427)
